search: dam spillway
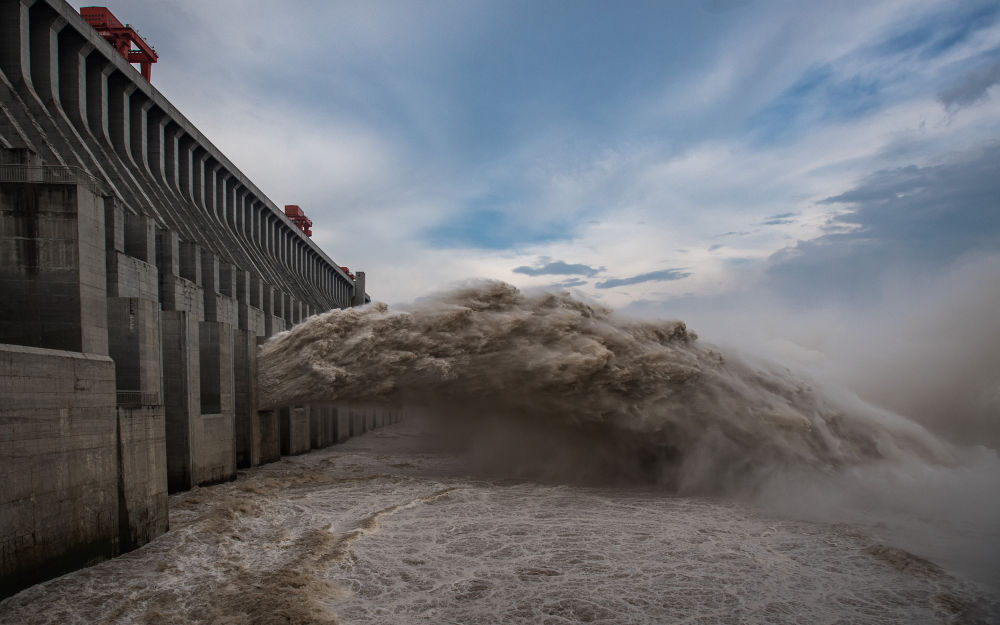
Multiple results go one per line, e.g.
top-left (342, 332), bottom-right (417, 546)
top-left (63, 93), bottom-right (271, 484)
top-left (0, 0), bottom-right (388, 597)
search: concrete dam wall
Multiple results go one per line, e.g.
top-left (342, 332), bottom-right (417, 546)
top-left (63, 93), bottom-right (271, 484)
top-left (0, 0), bottom-right (389, 597)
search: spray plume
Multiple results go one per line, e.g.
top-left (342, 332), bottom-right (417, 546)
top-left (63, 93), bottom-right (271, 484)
top-left (258, 282), bottom-right (953, 491)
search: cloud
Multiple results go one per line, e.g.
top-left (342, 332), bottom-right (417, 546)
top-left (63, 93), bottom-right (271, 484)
top-left (759, 211), bottom-right (799, 226)
top-left (939, 58), bottom-right (1000, 111)
top-left (872, 2), bottom-right (999, 60)
top-left (596, 269), bottom-right (692, 289)
top-left (512, 259), bottom-right (604, 277)
top-left (552, 278), bottom-right (589, 288)
top-left (763, 141), bottom-right (1000, 303)
top-left (748, 64), bottom-right (883, 143)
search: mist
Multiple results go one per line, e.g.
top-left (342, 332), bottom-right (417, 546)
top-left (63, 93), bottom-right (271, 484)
top-left (621, 251), bottom-right (1000, 589)
top-left (638, 253), bottom-right (1000, 451)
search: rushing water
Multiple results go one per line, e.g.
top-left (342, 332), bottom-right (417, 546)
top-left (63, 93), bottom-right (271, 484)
top-left (0, 416), bottom-right (997, 624)
top-left (3, 283), bottom-right (998, 623)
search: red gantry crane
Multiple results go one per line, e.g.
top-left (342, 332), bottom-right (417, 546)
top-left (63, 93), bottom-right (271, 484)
top-left (284, 205), bottom-right (313, 237)
top-left (80, 7), bottom-right (158, 81)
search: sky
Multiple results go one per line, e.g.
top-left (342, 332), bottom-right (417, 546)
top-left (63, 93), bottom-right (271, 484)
top-left (78, 0), bottom-right (1000, 308)
top-left (73, 0), bottom-right (999, 443)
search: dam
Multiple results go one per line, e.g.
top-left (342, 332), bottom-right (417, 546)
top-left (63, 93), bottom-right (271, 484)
top-left (0, 0), bottom-right (394, 597)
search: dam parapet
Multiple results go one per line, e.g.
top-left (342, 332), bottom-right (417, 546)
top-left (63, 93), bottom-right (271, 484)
top-left (0, 0), bottom-right (383, 598)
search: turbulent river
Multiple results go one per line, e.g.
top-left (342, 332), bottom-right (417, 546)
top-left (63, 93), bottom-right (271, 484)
top-left (2, 283), bottom-right (998, 624)
top-left (1, 417), bottom-right (997, 624)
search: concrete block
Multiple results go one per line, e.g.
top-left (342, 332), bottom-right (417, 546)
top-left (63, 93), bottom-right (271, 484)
top-left (107, 297), bottom-right (162, 403)
top-left (254, 409), bottom-right (280, 465)
top-left (0, 345), bottom-right (118, 598)
top-left (116, 406), bottom-right (168, 551)
top-left (280, 405), bottom-right (310, 456)
top-left (0, 182), bottom-right (107, 355)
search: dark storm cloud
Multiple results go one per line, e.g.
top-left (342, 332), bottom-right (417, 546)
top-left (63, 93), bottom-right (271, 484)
top-left (595, 269), bottom-right (692, 289)
top-left (513, 260), bottom-right (604, 277)
top-left (764, 142), bottom-right (1000, 302)
top-left (939, 58), bottom-right (1000, 110)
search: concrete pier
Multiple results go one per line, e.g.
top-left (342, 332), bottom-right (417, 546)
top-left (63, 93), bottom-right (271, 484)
top-left (0, 0), bottom-right (385, 597)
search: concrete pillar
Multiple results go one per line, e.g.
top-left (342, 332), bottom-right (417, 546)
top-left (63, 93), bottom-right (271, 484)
top-left (255, 409), bottom-right (281, 465)
top-left (177, 135), bottom-right (195, 202)
top-left (57, 30), bottom-right (93, 131)
top-left (234, 268), bottom-right (263, 334)
top-left (233, 328), bottom-right (257, 468)
top-left (105, 198), bottom-right (125, 254)
top-left (155, 228), bottom-right (179, 278)
top-left (195, 320), bottom-right (235, 485)
top-left (0, 0), bottom-right (32, 89)
top-left (161, 310), bottom-right (198, 493)
top-left (203, 159), bottom-right (219, 218)
top-left (107, 71), bottom-right (138, 162)
top-left (280, 405), bottom-right (310, 456)
top-left (143, 106), bottom-right (167, 179)
top-left (310, 404), bottom-right (336, 449)
top-left (233, 187), bottom-right (246, 235)
top-left (246, 201), bottom-right (256, 245)
top-left (309, 405), bottom-right (321, 449)
top-left (249, 274), bottom-right (262, 309)
top-left (218, 261), bottom-right (236, 298)
top-left (200, 248), bottom-right (219, 320)
top-left (124, 212), bottom-right (155, 262)
top-left (336, 407), bottom-right (350, 443)
top-left (190, 147), bottom-right (207, 211)
top-left (223, 178), bottom-right (237, 230)
top-left (129, 96), bottom-right (154, 172)
top-left (162, 122), bottom-right (182, 192)
top-left (84, 51), bottom-right (115, 145)
top-left (27, 3), bottom-right (66, 108)
top-left (178, 240), bottom-right (202, 284)
top-left (211, 166), bottom-right (227, 223)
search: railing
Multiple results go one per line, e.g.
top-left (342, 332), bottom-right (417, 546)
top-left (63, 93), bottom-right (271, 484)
top-left (116, 390), bottom-right (161, 407)
top-left (0, 164), bottom-right (111, 196)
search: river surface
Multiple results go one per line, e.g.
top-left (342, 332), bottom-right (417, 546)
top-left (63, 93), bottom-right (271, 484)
top-left (1, 416), bottom-right (997, 625)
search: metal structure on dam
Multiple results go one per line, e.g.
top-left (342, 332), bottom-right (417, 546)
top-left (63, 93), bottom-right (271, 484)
top-left (0, 0), bottom-right (395, 597)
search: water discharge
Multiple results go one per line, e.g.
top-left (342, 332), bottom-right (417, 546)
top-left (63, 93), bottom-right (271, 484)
top-left (259, 281), bottom-right (954, 492)
top-left (4, 282), bottom-right (997, 624)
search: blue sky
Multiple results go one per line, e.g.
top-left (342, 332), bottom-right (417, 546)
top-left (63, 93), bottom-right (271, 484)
top-left (82, 0), bottom-right (1000, 311)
